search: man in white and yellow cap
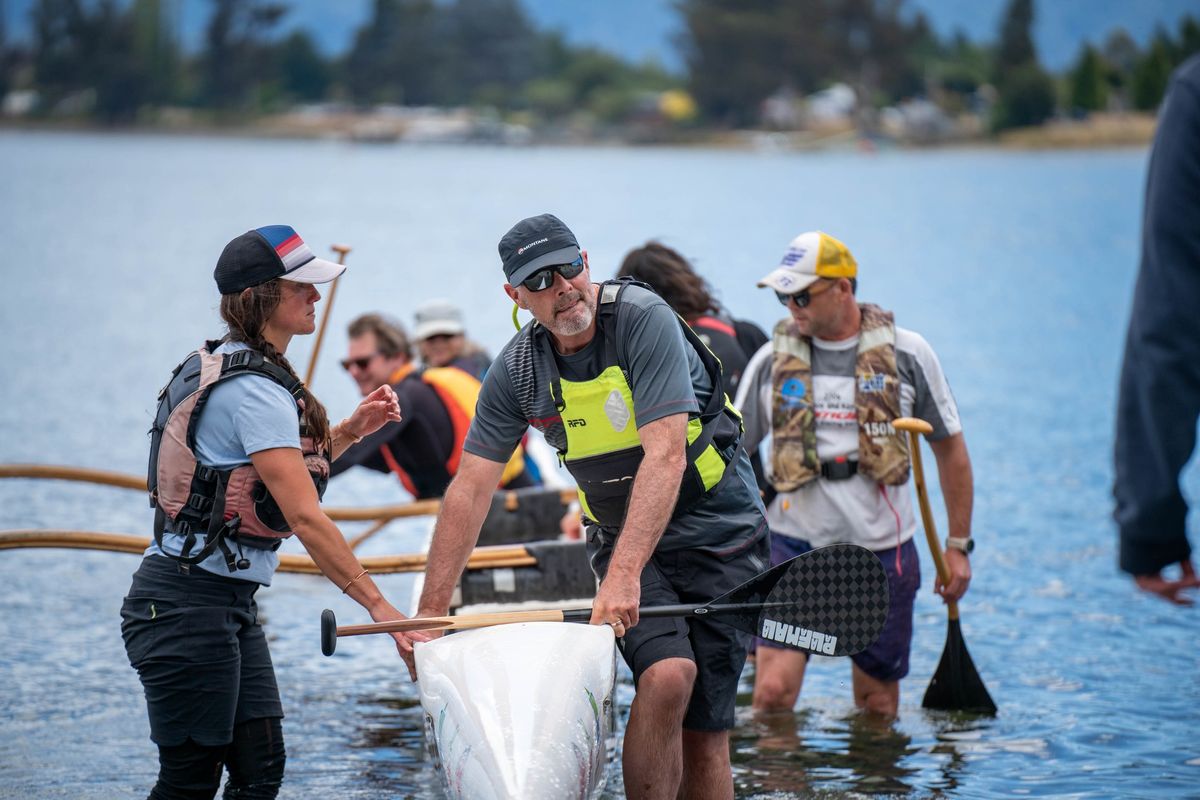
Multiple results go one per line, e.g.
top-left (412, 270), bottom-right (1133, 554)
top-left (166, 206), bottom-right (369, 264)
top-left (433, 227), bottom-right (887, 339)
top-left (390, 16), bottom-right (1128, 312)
top-left (734, 231), bottom-right (976, 717)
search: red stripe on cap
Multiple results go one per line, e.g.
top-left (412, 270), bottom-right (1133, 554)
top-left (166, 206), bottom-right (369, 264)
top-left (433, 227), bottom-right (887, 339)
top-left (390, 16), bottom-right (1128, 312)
top-left (275, 234), bottom-right (303, 256)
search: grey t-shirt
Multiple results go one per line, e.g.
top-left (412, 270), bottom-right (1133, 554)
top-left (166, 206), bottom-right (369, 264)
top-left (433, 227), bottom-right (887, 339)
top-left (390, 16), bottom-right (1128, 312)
top-left (465, 283), bottom-right (766, 553)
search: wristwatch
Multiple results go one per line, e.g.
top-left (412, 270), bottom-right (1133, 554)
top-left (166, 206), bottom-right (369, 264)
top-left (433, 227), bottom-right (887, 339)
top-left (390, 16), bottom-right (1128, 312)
top-left (946, 536), bottom-right (974, 554)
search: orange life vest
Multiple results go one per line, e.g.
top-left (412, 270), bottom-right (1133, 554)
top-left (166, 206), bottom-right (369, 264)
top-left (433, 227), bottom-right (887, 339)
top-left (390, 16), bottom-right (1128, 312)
top-left (377, 363), bottom-right (525, 495)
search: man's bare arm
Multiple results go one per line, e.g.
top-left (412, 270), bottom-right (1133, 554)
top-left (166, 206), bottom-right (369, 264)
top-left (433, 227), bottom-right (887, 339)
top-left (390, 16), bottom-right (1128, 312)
top-left (416, 452), bottom-right (508, 618)
top-left (928, 432), bottom-right (973, 602)
top-left (590, 412), bottom-right (688, 630)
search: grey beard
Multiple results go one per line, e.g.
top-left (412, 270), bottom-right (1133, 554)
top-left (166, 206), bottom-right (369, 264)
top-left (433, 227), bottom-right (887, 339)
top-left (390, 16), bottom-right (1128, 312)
top-left (549, 300), bottom-right (596, 337)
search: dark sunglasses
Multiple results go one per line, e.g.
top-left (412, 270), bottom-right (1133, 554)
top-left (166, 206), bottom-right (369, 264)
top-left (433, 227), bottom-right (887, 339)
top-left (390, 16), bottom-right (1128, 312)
top-left (340, 352), bottom-right (380, 371)
top-left (775, 279), bottom-right (835, 308)
top-left (520, 256), bottom-right (585, 292)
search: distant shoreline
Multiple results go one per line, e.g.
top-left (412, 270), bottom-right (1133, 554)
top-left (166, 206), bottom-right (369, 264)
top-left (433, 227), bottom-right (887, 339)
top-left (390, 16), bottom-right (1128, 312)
top-left (0, 110), bottom-right (1156, 152)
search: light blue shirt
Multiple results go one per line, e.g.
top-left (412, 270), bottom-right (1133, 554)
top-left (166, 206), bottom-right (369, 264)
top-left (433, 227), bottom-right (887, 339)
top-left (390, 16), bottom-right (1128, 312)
top-left (147, 341), bottom-right (301, 585)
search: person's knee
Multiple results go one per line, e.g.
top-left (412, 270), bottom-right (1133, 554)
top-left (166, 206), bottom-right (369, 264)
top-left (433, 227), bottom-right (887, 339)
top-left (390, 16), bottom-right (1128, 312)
top-left (854, 677), bottom-right (900, 717)
top-left (681, 728), bottom-right (729, 760)
top-left (860, 690), bottom-right (899, 717)
top-left (637, 658), bottom-right (697, 710)
top-left (150, 738), bottom-right (225, 800)
top-left (752, 651), bottom-right (803, 709)
top-left (223, 717), bottom-right (285, 799)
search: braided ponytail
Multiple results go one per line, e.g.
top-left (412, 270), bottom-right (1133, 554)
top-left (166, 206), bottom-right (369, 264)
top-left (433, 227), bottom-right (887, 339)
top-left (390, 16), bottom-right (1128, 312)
top-left (219, 280), bottom-right (332, 452)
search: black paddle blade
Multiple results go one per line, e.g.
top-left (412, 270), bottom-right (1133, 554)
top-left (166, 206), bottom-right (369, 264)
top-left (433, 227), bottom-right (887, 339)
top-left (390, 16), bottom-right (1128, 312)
top-left (321, 609), bottom-right (337, 657)
top-left (922, 618), bottom-right (996, 715)
top-left (716, 543), bottom-right (889, 658)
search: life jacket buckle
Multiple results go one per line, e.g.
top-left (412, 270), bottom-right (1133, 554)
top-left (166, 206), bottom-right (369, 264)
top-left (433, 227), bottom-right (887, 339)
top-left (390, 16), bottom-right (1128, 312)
top-left (820, 458), bottom-right (859, 481)
top-left (186, 492), bottom-right (213, 511)
top-left (225, 350), bottom-right (253, 369)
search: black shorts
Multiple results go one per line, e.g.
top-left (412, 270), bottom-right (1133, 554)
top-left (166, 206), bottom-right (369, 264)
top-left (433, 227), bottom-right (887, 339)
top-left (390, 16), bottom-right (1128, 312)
top-left (120, 555), bottom-right (283, 747)
top-left (587, 532), bottom-right (770, 731)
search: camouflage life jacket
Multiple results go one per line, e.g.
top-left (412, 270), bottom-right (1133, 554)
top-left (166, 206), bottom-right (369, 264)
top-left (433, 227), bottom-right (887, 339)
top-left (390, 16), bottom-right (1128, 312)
top-left (148, 341), bottom-right (330, 573)
top-left (769, 303), bottom-right (909, 491)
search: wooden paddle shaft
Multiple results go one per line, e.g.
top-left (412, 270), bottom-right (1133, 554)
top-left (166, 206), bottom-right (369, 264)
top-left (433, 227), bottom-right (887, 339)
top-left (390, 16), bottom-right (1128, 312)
top-left (302, 244), bottom-right (351, 388)
top-left (336, 607), bottom-right (578, 637)
top-left (892, 417), bottom-right (959, 621)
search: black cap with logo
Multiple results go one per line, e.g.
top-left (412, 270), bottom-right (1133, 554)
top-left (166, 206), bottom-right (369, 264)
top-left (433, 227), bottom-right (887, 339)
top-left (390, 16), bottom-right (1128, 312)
top-left (498, 213), bottom-right (582, 286)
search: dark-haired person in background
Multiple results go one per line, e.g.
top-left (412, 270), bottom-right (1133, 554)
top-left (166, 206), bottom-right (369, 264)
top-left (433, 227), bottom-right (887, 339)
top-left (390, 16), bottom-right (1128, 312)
top-left (617, 241), bottom-right (767, 399)
top-left (1114, 53), bottom-right (1200, 605)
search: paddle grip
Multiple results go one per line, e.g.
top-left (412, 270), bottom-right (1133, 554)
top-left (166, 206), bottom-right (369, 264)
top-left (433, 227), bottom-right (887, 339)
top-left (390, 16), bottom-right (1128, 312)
top-left (321, 609), bottom-right (337, 656)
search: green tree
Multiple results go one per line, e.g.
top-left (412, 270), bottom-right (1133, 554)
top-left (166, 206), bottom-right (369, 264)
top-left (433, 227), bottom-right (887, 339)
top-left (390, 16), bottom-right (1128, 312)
top-left (992, 63), bottom-right (1055, 129)
top-left (1101, 28), bottom-right (1138, 108)
top-left (991, 0), bottom-right (1054, 130)
top-left (1178, 15), bottom-right (1200, 62)
top-left (32, 0), bottom-right (88, 100)
top-left (1131, 35), bottom-right (1174, 110)
top-left (439, 0), bottom-right (539, 106)
top-left (678, 0), bottom-right (937, 128)
top-left (199, 0), bottom-right (287, 111)
top-left (30, 0), bottom-right (164, 121)
top-left (1069, 44), bottom-right (1107, 112)
top-left (994, 0), bottom-right (1035, 77)
top-left (0, 0), bottom-right (9, 100)
top-left (345, 0), bottom-right (440, 105)
top-left (277, 30), bottom-right (328, 101)
top-left (132, 0), bottom-right (179, 107)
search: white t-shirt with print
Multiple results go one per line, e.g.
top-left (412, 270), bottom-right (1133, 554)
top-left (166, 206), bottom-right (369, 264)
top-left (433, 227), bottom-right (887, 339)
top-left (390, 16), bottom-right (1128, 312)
top-left (735, 326), bottom-right (962, 552)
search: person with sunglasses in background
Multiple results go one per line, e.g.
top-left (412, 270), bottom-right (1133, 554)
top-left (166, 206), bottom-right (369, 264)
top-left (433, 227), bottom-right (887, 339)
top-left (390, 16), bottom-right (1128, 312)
top-left (410, 299), bottom-right (494, 380)
top-left (331, 312), bottom-right (534, 499)
top-left (733, 230), bottom-right (976, 718)
top-left (403, 213), bottom-right (769, 800)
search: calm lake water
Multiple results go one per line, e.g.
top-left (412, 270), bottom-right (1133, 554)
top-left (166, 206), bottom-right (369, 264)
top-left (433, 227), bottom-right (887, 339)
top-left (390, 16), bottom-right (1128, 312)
top-left (1, 130), bottom-right (1197, 799)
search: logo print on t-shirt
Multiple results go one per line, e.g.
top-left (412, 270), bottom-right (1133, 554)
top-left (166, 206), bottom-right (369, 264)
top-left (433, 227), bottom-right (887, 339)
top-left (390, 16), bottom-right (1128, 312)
top-left (604, 390), bottom-right (630, 432)
top-left (779, 378), bottom-right (807, 408)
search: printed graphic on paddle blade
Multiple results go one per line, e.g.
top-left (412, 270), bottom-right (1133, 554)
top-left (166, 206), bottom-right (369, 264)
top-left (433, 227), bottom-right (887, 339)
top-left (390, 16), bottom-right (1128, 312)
top-left (922, 618), bottom-right (997, 715)
top-left (750, 543), bottom-right (890, 657)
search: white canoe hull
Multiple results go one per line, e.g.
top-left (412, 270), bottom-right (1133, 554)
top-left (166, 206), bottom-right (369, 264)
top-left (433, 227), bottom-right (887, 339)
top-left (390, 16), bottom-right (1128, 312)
top-left (416, 622), bottom-right (616, 800)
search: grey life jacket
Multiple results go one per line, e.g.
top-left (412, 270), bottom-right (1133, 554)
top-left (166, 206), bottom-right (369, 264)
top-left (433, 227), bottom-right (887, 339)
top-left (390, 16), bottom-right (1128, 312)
top-left (147, 341), bottom-right (329, 573)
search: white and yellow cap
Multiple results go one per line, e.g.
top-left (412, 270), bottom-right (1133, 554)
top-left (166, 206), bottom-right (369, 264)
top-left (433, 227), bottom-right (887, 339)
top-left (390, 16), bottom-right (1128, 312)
top-left (756, 231), bottom-right (857, 293)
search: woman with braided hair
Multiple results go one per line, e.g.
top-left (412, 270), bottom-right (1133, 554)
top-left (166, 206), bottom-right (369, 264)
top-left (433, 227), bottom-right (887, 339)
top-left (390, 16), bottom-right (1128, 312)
top-left (121, 225), bottom-right (421, 799)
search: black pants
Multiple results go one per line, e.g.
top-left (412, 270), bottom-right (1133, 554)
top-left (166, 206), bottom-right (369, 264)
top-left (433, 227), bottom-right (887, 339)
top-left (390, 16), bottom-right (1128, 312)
top-left (122, 556), bottom-right (286, 799)
top-left (149, 717), bottom-right (285, 800)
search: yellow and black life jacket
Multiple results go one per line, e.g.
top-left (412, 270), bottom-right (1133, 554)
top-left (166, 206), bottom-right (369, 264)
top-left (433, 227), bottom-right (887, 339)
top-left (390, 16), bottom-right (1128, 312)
top-left (511, 279), bottom-right (742, 528)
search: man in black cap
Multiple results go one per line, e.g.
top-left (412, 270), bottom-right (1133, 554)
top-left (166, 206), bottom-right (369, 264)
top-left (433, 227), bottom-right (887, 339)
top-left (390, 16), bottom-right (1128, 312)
top-left (407, 214), bottom-right (769, 800)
